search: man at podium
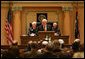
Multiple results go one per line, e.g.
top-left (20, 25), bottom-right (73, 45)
top-left (38, 19), bottom-right (52, 31)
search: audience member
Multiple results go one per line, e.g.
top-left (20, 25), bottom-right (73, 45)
top-left (24, 42), bottom-right (41, 58)
top-left (36, 43), bottom-right (57, 58)
top-left (23, 41), bottom-right (32, 52)
top-left (73, 44), bottom-right (84, 58)
top-left (1, 49), bottom-right (8, 58)
top-left (53, 40), bottom-right (60, 48)
top-left (58, 39), bottom-right (64, 48)
top-left (1, 39), bottom-right (84, 58)
top-left (72, 39), bottom-right (80, 52)
top-left (7, 40), bottom-right (20, 58)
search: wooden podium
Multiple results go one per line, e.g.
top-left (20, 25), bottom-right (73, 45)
top-left (20, 31), bottom-right (69, 45)
top-left (38, 31), bottom-right (55, 40)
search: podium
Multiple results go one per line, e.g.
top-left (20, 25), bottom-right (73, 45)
top-left (38, 31), bottom-right (55, 40)
top-left (20, 31), bottom-right (69, 45)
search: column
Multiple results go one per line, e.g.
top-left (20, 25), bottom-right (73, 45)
top-left (12, 7), bottom-right (22, 45)
top-left (78, 7), bottom-right (84, 44)
top-left (62, 6), bottom-right (73, 44)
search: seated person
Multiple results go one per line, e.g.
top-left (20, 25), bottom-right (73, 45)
top-left (72, 39), bottom-right (80, 52)
top-left (7, 40), bottom-right (20, 58)
top-left (38, 19), bottom-right (52, 31)
top-left (24, 42), bottom-right (41, 58)
top-left (23, 41), bottom-right (32, 52)
top-left (52, 23), bottom-right (61, 36)
top-left (27, 22), bottom-right (38, 36)
top-left (36, 43), bottom-right (57, 58)
top-left (73, 44), bottom-right (84, 58)
top-left (58, 39), bottom-right (64, 48)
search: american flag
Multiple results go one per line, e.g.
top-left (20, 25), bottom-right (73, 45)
top-left (5, 8), bottom-right (13, 45)
top-left (75, 8), bottom-right (80, 39)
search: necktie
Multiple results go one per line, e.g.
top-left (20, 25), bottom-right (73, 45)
top-left (44, 26), bottom-right (46, 31)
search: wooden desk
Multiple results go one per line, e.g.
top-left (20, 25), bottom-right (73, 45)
top-left (54, 36), bottom-right (69, 44)
top-left (21, 36), bottom-right (69, 45)
top-left (20, 31), bottom-right (69, 45)
top-left (21, 36), bottom-right (40, 45)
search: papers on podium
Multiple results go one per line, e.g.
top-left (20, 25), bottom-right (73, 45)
top-left (30, 33), bottom-right (36, 36)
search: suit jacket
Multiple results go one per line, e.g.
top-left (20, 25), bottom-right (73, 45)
top-left (24, 50), bottom-right (41, 58)
top-left (36, 52), bottom-right (57, 58)
top-left (52, 27), bottom-right (61, 36)
top-left (7, 46), bottom-right (20, 58)
top-left (28, 27), bottom-right (38, 36)
top-left (72, 42), bottom-right (80, 52)
top-left (38, 24), bottom-right (52, 31)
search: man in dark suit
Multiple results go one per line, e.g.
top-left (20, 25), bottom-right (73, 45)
top-left (38, 19), bottom-right (52, 31)
top-left (52, 23), bottom-right (61, 36)
top-left (7, 41), bottom-right (20, 58)
top-left (72, 39), bottom-right (80, 52)
top-left (28, 22), bottom-right (38, 36)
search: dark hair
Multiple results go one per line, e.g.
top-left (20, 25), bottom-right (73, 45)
top-left (53, 40), bottom-right (60, 48)
top-left (46, 43), bottom-right (54, 51)
top-left (30, 42), bottom-right (38, 49)
top-left (72, 42), bottom-right (80, 52)
top-left (12, 42), bottom-right (18, 46)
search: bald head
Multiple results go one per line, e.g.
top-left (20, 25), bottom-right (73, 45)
top-left (74, 39), bottom-right (80, 42)
top-left (53, 23), bottom-right (57, 28)
top-left (42, 19), bottom-right (47, 22)
top-left (12, 40), bottom-right (18, 45)
top-left (32, 22), bottom-right (37, 25)
top-left (42, 19), bottom-right (47, 26)
top-left (32, 22), bottom-right (37, 29)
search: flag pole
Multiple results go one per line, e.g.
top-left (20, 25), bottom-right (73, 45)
top-left (77, 1), bottom-right (80, 39)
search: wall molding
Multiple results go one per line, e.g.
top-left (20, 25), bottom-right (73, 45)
top-left (12, 7), bottom-right (22, 11)
top-left (62, 6), bottom-right (73, 12)
top-left (1, 1), bottom-right (84, 4)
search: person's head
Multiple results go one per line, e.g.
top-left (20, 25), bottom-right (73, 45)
top-left (74, 39), bottom-right (80, 42)
top-left (32, 22), bottom-right (37, 29)
top-left (30, 42), bottom-right (38, 50)
top-left (53, 40), bottom-right (60, 48)
top-left (74, 39), bottom-right (80, 45)
top-left (27, 41), bottom-right (33, 49)
top-left (33, 41), bottom-right (37, 43)
top-left (72, 39), bottom-right (80, 52)
top-left (42, 19), bottom-right (47, 26)
top-left (42, 41), bottom-right (48, 46)
top-left (28, 41), bottom-right (33, 45)
top-left (53, 40), bottom-right (62, 52)
top-left (12, 40), bottom-right (18, 46)
top-left (58, 39), bottom-right (64, 44)
top-left (46, 43), bottom-right (54, 52)
top-left (53, 23), bottom-right (57, 28)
